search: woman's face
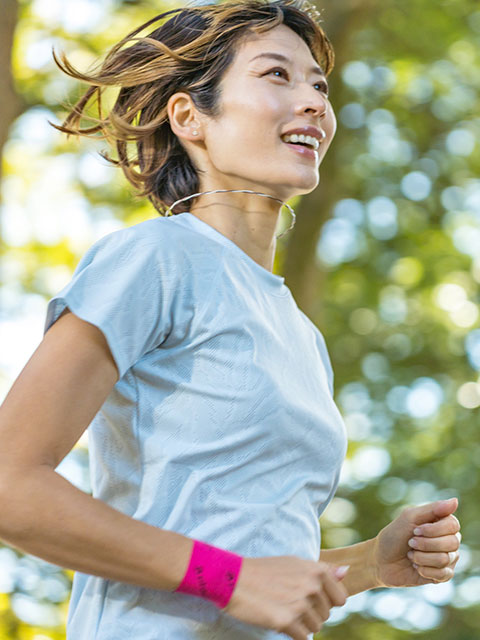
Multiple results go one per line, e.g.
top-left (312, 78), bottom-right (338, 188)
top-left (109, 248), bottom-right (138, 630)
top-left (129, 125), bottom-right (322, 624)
top-left (197, 23), bottom-right (336, 201)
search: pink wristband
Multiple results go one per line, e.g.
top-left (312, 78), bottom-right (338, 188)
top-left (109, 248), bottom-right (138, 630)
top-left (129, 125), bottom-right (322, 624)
top-left (174, 539), bottom-right (243, 608)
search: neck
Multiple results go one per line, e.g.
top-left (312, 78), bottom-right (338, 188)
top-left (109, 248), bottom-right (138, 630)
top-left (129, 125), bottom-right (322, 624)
top-left (188, 190), bottom-right (282, 273)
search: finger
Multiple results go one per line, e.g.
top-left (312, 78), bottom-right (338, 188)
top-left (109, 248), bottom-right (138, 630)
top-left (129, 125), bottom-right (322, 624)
top-left (287, 619), bottom-right (316, 640)
top-left (300, 607), bottom-right (324, 633)
top-left (408, 533), bottom-right (460, 553)
top-left (414, 564), bottom-right (455, 583)
top-left (413, 515), bottom-right (460, 538)
top-left (408, 550), bottom-right (460, 569)
top-left (309, 591), bottom-right (331, 622)
top-left (322, 571), bottom-right (348, 608)
top-left (449, 551), bottom-right (460, 568)
top-left (406, 498), bottom-right (459, 527)
top-left (331, 565), bottom-right (350, 581)
top-left (309, 590), bottom-right (332, 621)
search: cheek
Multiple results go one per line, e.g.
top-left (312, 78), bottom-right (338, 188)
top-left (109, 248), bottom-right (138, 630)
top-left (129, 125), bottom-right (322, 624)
top-left (216, 91), bottom-right (284, 145)
top-left (208, 122), bottom-right (277, 170)
top-left (326, 106), bottom-right (337, 136)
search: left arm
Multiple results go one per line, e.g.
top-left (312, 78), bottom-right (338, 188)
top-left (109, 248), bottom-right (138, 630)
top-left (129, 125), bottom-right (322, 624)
top-left (320, 539), bottom-right (378, 596)
top-left (320, 498), bottom-right (461, 597)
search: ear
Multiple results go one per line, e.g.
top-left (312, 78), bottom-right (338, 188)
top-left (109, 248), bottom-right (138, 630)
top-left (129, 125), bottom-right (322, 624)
top-left (167, 91), bottom-right (203, 142)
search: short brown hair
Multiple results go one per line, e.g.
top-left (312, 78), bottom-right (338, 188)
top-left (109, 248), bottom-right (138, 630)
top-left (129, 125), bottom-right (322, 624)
top-left (50, 0), bottom-right (334, 214)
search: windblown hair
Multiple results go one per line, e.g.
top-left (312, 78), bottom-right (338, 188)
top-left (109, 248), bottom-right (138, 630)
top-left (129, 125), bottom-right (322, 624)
top-left (50, 0), bottom-right (334, 214)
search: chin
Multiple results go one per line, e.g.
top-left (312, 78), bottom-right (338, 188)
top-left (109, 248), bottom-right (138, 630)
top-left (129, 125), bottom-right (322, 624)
top-left (284, 173), bottom-right (319, 197)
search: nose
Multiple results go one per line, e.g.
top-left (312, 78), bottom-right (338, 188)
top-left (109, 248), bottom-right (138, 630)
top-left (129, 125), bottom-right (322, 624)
top-left (294, 85), bottom-right (328, 119)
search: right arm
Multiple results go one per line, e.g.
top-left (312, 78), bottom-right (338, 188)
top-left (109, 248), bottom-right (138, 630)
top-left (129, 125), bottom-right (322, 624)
top-left (0, 308), bottom-right (193, 591)
top-left (0, 308), bottom-right (347, 639)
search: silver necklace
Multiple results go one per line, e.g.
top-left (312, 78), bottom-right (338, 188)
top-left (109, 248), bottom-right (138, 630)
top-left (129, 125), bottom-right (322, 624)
top-left (163, 189), bottom-right (296, 239)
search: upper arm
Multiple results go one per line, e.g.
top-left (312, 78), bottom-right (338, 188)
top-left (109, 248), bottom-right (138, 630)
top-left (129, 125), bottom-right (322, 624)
top-left (0, 308), bottom-right (119, 472)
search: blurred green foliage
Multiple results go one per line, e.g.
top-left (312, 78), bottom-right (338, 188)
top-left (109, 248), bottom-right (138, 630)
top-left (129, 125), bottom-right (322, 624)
top-left (1, 0), bottom-right (479, 638)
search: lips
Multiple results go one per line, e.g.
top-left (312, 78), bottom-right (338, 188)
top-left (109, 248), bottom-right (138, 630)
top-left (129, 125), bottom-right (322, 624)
top-left (283, 140), bottom-right (318, 161)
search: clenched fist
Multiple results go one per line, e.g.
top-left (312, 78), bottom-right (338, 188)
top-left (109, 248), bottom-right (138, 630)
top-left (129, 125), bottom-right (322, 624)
top-left (222, 555), bottom-right (349, 640)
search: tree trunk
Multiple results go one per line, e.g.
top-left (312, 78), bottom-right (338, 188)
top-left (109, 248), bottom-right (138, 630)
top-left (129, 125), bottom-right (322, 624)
top-left (0, 0), bottom-right (25, 188)
top-left (283, 0), bottom-right (377, 322)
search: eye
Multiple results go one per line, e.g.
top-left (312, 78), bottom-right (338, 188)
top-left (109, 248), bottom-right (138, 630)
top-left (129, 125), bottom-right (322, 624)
top-left (267, 66), bottom-right (289, 80)
top-left (265, 67), bottom-right (328, 97)
top-left (314, 81), bottom-right (329, 97)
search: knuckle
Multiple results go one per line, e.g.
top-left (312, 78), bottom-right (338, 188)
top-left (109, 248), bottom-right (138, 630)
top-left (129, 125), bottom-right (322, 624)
top-left (293, 599), bottom-right (310, 617)
top-left (448, 518), bottom-right (459, 533)
top-left (307, 579), bottom-right (321, 595)
top-left (440, 553), bottom-right (451, 568)
top-left (403, 506), bottom-right (415, 519)
top-left (316, 564), bottom-right (328, 579)
top-left (273, 612), bottom-right (294, 632)
top-left (440, 567), bottom-right (454, 582)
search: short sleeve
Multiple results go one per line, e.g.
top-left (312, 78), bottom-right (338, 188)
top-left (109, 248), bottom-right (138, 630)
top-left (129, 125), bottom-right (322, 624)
top-left (43, 227), bottom-right (174, 380)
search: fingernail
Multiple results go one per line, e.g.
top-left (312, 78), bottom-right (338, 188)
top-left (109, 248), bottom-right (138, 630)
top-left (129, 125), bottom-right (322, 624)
top-left (412, 563), bottom-right (419, 569)
top-left (413, 527), bottom-right (422, 536)
top-left (333, 565), bottom-right (350, 580)
top-left (408, 538), bottom-right (418, 548)
top-left (407, 551), bottom-right (414, 561)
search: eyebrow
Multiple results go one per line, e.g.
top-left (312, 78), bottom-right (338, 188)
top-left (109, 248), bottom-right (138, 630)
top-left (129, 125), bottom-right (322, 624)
top-left (249, 52), bottom-right (327, 80)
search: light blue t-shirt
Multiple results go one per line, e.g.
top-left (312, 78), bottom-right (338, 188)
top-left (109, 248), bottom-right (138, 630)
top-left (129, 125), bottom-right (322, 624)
top-left (44, 212), bottom-right (347, 639)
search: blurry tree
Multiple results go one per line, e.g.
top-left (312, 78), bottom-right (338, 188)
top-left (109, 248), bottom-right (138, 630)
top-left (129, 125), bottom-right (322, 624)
top-left (0, 0), bottom-right (479, 638)
top-left (0, 0), bottom-right (26, 185)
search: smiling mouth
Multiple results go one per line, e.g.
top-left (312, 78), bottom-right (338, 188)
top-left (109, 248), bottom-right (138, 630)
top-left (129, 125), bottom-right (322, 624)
top-left (280, 133), bottom-right (320, 150)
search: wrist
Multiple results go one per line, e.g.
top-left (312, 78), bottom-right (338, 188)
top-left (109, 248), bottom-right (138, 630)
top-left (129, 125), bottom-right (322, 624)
top-left (346, 538), bottom-right (379, 594)
top-left (321, 538), bottom-right (381, 596)
top-left (366, 536), bottom-right (384, 590)
top-left (174, 539), bottom-right (243, 608)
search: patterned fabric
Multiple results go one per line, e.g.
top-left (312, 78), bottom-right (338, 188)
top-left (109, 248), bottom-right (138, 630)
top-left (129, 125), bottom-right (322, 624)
top-left (44, 212), bottom-right (347, 639)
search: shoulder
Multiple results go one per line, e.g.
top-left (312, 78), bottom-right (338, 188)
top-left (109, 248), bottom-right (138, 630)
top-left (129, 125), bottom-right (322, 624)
top-left (88, 215), bottom-right (225, 272)
top-left (70, 216), bottom-right (227, 329)
top-left (87, 217), bottom-right (175, 256)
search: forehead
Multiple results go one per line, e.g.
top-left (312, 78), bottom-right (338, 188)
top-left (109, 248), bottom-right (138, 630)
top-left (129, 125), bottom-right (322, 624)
top-left (233, 24), bottom-right (318, 68)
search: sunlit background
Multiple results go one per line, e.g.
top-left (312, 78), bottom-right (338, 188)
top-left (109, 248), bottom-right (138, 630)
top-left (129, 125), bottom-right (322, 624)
top-left (1, 0), bottom-right (480, 637)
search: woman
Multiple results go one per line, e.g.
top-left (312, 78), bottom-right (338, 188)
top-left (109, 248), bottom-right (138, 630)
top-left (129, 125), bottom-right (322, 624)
top-left (0, 1), bottom-right (461, 639)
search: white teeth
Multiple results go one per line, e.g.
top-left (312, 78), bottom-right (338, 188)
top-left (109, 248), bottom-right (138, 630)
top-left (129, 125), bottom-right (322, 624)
top-left (281, 133), bottom-right (320, 150)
